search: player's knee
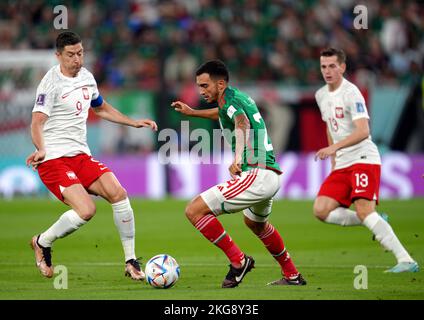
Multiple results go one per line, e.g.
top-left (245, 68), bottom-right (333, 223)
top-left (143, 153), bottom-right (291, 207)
top-left (354, 199), bottom-right (374, 221)
top-left (77, 201), bottom-right (96, 220)
top-left (244, 218), bottom-right (266, 235)
top-left (313, 202), bottom-right (329, 222)
top-left (185, 203), bottom-right (197, 223)
top-left (108, 186), bottom-right (128, 203)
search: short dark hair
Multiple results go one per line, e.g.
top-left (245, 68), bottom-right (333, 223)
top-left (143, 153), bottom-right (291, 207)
top-left (320, 47), bottom-right (346, 64)
top-left (56, 31), bottom-right (81, 52)
top-left (196, 60), bottom-right (229, 82)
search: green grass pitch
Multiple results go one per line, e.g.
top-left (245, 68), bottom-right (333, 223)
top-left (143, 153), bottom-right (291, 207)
top-left (0, 198), bottom-right (423, 300)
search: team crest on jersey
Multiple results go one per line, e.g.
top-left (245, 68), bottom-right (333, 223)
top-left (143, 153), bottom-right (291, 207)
top-left (82, 87), bottom-right (89, 100)
top-left (66, 171), bottom-right (77, 180)
top-left (36, 94), bottom-right (46, 106)
top-left (335, 107), bottom-right (344, 118)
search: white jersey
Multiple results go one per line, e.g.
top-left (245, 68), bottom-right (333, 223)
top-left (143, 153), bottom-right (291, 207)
top-left (32, 65), bottom-right (101, 162)
top-left (315, 78), bottom-right (381, 170)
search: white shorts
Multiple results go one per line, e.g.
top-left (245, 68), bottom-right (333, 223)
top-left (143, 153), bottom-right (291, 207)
top-left (200, 168), bottom-right (281, 222)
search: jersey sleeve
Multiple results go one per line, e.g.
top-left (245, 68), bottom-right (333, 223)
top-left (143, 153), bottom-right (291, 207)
top-left (344, 89), bottom-right (369, 121)
top-left (222, 101), bottom-right (246, 123)
top-left (32, 77), bottom-right (55, 116)
top-left (315, 90), bottom-right (325, 121)
top-left (90, 74), bottom-right (103, 107)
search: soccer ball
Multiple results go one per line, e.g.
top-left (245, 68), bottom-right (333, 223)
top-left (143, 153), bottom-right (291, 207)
top-left (145, 254), bottom-right (180, 289)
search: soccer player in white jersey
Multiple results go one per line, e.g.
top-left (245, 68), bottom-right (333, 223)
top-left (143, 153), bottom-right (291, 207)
top-left (26, 31), bottom-right (157, 280)
top-left (313, 48), bottom-right (418, 273)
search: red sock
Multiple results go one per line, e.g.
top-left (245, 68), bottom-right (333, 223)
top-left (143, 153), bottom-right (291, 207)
top-left (194, 214), bottom-right (244, 267)
top-left (258, 223), bottom-right (299, 279)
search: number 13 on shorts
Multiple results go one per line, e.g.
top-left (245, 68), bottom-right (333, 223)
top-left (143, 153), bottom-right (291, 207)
top-left (351, 164), bottom-right (380, 203)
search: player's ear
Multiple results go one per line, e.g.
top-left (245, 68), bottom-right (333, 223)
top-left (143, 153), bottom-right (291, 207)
top-left (217, 79), bottom-right (226, 90)
top-left (340, 63), bottom-right (346, 74)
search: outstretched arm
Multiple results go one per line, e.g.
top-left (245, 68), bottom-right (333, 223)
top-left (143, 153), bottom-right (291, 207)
top-left (93, 100), bottom-right (157, 131)
top-left (315, 118), bottom-right (369, 161)
top-left (171, 101), bottom-right (219, 120)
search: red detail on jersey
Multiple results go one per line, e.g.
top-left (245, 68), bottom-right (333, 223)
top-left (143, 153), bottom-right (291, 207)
top-left (217, 185), bottom-right (224, 192)
top-left (335, 107), bottom-right (344, 118)
top-left (82, 87), bottom-right (89, 100)
top-left (62, 85), bottom-right (87, 99)
top-left (218, 90), bottom-right (227, 109)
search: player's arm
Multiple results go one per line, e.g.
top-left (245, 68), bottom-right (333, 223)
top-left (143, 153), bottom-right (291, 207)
top-left (315, 118), bottom-right (369, 160)
top-left (26, 112), bottom-right (48, 169)
top-left (229, 113), bottom-right (250, 179)
top-left (171, 101), bottom-right (219, 120)
top-left (93, 100), bottom-right (157, 131)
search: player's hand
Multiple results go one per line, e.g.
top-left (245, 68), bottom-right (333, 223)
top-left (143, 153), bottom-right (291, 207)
top-left (26, 150), bottom-right (46, 170)
top-left (133, 119), bottom-right (158, 131)
top-left (171, 101), bottom-right (194, 116)
top-left (315, 145), bottom-right (337, 161)
top-left (229, 159), bottom-right (242, 179)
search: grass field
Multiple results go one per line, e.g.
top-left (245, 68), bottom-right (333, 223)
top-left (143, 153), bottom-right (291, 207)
top-left (0, 198), bottom-right (423, 300)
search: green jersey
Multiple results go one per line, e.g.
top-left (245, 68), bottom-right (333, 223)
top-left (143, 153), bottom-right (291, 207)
top-left (218, 86), bottom-right (282, 174)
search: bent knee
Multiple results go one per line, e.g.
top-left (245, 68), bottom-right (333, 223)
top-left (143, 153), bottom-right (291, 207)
top-left (244, 217), bottom-right (266, 235)
top-left (313, 203), bottom-right (329, 222)
top-left (109, 187), bottom-right (128, 203)
top-left (185, 203), bottom-right (201, 224)
top-left (77, 202), bottom-right (96, 221)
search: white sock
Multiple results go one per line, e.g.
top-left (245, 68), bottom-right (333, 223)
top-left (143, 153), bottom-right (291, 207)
top-left (325, 207), bottom-right (362, 226)
top-left (38, 209), bottom-right (87, 248)
top-left (112, 198), bottom-right (136, 262)
top-left (363, 212), bottom-right (414, 263)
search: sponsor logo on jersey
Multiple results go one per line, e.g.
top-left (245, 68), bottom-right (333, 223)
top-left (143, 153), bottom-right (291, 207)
top-left (36, 94), bottom-right (46, 106)
top-left (356, 102), bottom-right (365, 113)
top-left (335, 107), bottom-right (344, 118)
top-left (82, 87), bottom-right (90, 100)
top-left (66, 171), bottom-right (78, 180)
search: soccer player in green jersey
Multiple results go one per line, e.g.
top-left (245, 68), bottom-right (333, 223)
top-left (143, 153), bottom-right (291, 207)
top-left (171, 60), bottom-right (306, 288)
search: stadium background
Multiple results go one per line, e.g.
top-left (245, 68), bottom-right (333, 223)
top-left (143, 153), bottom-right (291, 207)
top-left (0, 0), bottom-right (423, 200)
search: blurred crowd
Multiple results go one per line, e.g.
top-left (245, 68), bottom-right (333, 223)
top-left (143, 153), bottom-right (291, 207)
top-left (0, 0), bottom-right (423, 91)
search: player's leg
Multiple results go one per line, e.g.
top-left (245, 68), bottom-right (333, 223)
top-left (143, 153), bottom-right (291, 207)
top-left (313, 169), bottom-right (362, 226)
top-left (31, 158), bottom-right (94, 278)
top-left (243, 208), bottom-right (306, 286)
top-left (38, 184), bottom-right (95, 247)
top-left (87, 171), bottom-right (144, 280)
top-left (192, 169), bottom-right (264, 287)
top-left (186, 195), bottom-right (254, 288)
top-left (313, 196), bottom-right (362, 226)
top-left (350, 164), bottom-right (418, 272)
top-left (355, 199), bottom-right (418, 272)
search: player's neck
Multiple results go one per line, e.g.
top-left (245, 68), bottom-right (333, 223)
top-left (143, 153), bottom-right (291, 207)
top-left (328, 78), bottom-right (344, 92)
